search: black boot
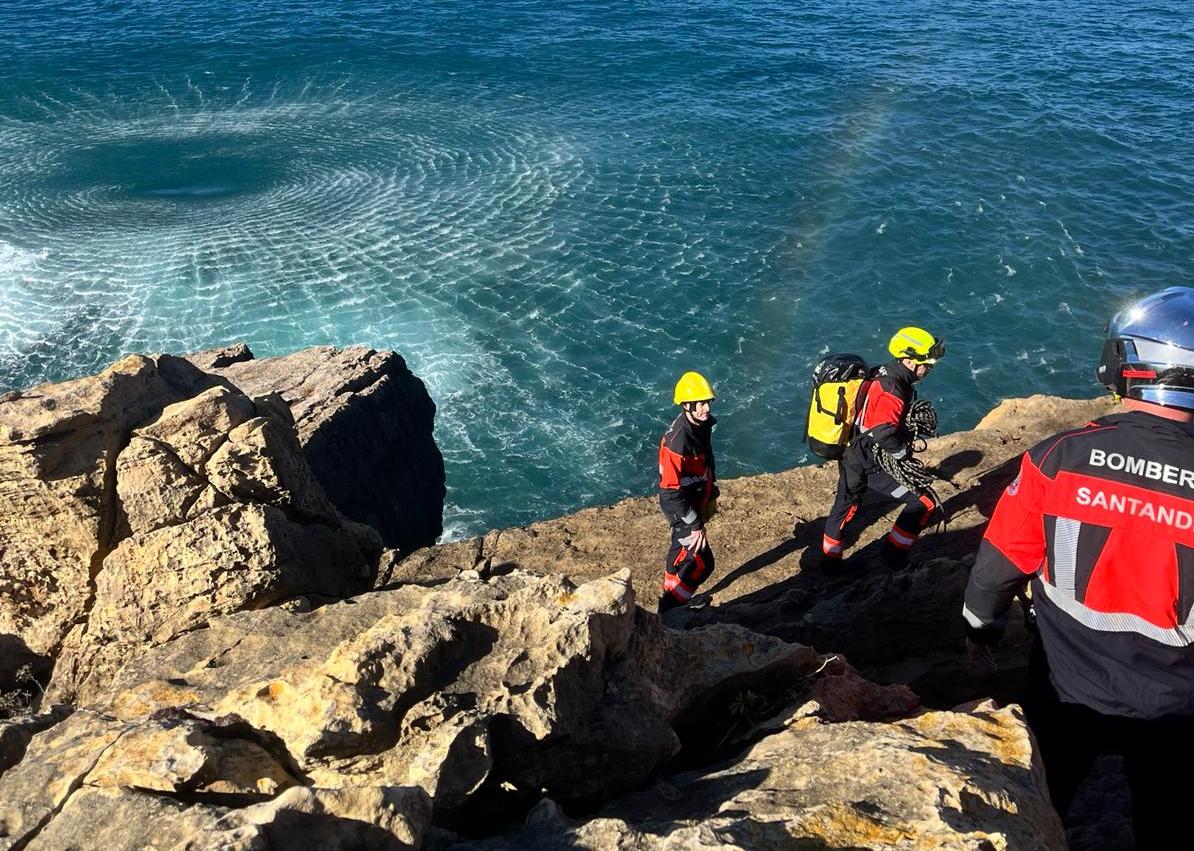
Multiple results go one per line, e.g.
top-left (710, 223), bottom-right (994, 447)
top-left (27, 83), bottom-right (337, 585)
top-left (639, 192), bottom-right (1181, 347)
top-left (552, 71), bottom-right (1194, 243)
top-left (658, 593), bottom-right (683, 614)
top-left (879, 537), bottom-right (909, 569)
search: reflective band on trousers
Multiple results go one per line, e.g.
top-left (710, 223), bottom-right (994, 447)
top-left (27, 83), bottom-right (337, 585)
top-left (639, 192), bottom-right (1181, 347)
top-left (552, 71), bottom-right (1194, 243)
top-left (822, 534), bottom-right (843, 555)
top-left (662, 572), bottom-right (693, 600)
top-left (679, 475), bottom-right (707, 487)
top-left (888, 527), bottom-right (917, 548)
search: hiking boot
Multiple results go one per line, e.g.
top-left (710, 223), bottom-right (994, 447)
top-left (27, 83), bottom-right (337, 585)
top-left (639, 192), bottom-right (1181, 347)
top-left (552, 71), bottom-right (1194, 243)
top-left (879, 537), bottom-right (909, 569)
top-left (817, 552), bottom-right (845, 571)
top-left (658, 593), bottom-right (684, 614)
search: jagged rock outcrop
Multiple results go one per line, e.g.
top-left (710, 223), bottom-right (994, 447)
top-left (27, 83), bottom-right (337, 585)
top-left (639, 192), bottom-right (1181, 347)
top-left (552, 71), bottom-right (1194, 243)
top-left (1, 355), bottom-right (1104, 850)
top-left (0, 569), bottom-right (856, 849)
top-left (393, 395), bottom-right (1114, 705)
top-left (429, 703), bottom-right (1064, 851)
top-left (0, 355), bottom-right (382, 702)
top-left (0, 707), bottom-right (70, 777)
top-left (0, 355), bottom-right (223, 677)
top-left (190, 345), bottom-right (445, 553)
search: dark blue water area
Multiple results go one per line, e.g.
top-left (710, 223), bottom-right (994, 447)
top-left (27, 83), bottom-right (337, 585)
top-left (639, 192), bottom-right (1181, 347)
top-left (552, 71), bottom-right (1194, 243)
top-left (2, 1), bottom-right (1194, 538)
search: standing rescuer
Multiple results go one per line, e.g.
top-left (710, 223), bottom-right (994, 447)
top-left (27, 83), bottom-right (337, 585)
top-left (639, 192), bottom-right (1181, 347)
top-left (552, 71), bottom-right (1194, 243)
top-left (962, 287), bottom-right (1194, 847)
top-left (658, 371), bottom-right (718, 613)
top-left (821, 327), bottom-right (944, 567)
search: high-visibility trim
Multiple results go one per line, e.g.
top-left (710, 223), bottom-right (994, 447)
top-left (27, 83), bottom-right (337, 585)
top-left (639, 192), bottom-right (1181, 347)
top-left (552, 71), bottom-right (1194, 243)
top-left (962, 603), bottom-right (1005, 631)
top-left (890, 484), bottom-right (909, 499)
top-left (888, 527), bottom-right (916, 548)
top-left (1122, 368), bottom-right (1158, 379)
top-left (822, 534), bottom-right (843, 555)
top-left (691, 551), bottom-right (709, 581)
top-left (1052, 516), bottom-right (1081, 594)
top-left (661, 572), bottom-right (693, 601)
top-left (1037, 579), bottom-right (1194, 648)
top-left (679, 475), bottom-right (707, 487)
top-left (844, 504), bottom-right (859, 526)
top-left (680, 509), bottom-right (699, 525)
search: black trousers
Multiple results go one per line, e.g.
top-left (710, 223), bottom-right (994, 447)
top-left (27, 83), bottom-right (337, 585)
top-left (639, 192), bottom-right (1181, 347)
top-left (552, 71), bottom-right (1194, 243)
top-left (661, 525), bottom-right (715, 604)
top-left (822, 447), bottom-right (938, 555)
top-left (1024, 641), bottom-right (1194, 849)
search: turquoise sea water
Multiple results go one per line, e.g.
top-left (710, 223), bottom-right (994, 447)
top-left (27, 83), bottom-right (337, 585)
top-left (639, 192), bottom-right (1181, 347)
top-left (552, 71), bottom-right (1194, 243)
top-left (3, 1), bottom-right (1193, 539)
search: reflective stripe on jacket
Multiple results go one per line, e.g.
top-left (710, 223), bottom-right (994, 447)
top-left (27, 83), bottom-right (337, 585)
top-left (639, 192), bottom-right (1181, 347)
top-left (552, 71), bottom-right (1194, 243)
top-left (964, 411), bottom-right (1194, 718)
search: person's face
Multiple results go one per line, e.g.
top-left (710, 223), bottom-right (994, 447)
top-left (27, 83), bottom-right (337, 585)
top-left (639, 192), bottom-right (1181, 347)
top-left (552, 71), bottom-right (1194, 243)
top-left (685, 399), bottom-right (713, 423)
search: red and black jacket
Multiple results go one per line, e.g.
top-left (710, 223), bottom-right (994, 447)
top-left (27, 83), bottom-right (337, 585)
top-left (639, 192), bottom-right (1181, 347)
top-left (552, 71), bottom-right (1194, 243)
top-left (852, 360), bottom-right (917, 459)
top-left (658, 412), bottom-right (717, 532)
top-left (964, 411), bottom-right (1194, 719)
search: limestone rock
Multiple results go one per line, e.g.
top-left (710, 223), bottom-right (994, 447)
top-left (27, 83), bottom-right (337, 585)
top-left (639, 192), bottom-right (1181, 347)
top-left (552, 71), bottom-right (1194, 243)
top-left (185, 343), bottom-right (255, 372)
top-left (0, 706), bottom-right (70, 777)
top-left (48, 502), bottom-right (377, 704)
top-left (195, 346), bottom-right (445, 553)
top-left (431, 705), bottom-right (1065, 851)
top-left (21, 786), bottom-right (226, 851)
top-left (0, 352), bottom-right (382, 703)
top-left (189, 786), bottom-right (432, 851)
top-left (975, 394), bottom-right (1115, 435)
top-left (0, 355), bottom-right (220, 675)
top-left (394, 396), bottom-right (1110, 705)
top-left (1, 570), bottom-right (827, 847)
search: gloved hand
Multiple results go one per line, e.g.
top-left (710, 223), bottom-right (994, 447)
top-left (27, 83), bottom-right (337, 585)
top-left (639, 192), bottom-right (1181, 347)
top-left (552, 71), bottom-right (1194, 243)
top-left (699, 498), bottom-right (718, 524)
top-left (965, 638), bottom-right (998, 675)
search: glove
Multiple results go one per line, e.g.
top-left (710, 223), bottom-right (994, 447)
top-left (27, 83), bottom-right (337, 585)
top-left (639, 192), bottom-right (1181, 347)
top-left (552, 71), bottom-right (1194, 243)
top-left (965, 638), bottom-right (998, 675)
top-left (699, 498), bottom-right (718, 524)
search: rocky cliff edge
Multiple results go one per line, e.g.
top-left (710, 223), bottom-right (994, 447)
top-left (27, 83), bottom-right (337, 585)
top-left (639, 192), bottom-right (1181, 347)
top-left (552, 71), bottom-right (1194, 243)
top-left (0, 349), bottom-right (1106, 851)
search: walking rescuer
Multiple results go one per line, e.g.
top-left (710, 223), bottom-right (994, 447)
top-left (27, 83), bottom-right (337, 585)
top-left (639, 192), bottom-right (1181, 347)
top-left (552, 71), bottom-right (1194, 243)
top-left (963, 287), bottom-right (1194, 847)
top-left (657, 371), bottom-right (718, 613)
top-left (821, 327), bottom-right (945, 568)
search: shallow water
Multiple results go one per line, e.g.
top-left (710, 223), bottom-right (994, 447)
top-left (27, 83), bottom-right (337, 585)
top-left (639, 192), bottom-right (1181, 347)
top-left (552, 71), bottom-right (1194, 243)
top-left (3, 1), bottom-right (1192, 539)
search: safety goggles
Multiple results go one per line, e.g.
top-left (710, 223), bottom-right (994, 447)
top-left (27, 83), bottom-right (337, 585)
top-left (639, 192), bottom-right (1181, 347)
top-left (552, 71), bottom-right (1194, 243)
top-left (907, 340), bottom-right (945, 363)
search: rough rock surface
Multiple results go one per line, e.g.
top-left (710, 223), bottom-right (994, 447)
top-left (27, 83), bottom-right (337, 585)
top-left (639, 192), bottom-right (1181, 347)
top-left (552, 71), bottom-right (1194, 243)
top-left (394, 395), bottom-right (1114, 705)
top-left (430, 704), bottom-right (1064, 851)
top-left (0, 355), bottom-right (224, 676)
top-left (0, 355), bottom-right (381, 702)
top-left (0, 707), bottom-right (70, 777)
top-left (1, 364), bottom-right (1108, 850)
top-left (191, 345), bottom-right (445, 553)
top-left (0, 569), bottom-right (846, 850)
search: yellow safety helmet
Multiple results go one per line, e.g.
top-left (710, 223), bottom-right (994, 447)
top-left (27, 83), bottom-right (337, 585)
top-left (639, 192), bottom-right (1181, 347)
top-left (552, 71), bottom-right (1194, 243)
top-left (674, 371), bottom-right (716, 405)
top-left (888, 327), bottom-right (945, 363)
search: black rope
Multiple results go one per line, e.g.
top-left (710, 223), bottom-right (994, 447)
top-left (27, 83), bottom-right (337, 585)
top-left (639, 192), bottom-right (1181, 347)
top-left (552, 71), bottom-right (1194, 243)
top-left (905, 398), bottom-right (938, 452)
top-left (872, 398), bottom-right (948, 534)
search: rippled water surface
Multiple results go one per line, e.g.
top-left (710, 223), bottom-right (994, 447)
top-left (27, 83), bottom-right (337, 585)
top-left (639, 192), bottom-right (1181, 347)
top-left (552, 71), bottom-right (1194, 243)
top-left (3, 1), bottom-right (1193, 538)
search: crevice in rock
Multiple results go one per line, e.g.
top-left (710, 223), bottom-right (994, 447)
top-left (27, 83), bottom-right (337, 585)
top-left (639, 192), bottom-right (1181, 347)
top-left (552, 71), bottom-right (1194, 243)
top-left (149, 706), bottom-right (314, 789)
top-left (43, 427), bottom-right (134, 670)
top-left (429, 657), bottom-right (849, 841)
top-left (430, 714), bottom-right (541, 839)
top-left (7, 721), bottom-right (134, 851)
top-left (139, 433), bottom-right (207, 483)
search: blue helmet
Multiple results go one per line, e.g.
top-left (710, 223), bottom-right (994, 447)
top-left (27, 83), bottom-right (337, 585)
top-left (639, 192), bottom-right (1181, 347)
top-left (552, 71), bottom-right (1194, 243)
top-left (1098, 286), bottom-right (1194, 411)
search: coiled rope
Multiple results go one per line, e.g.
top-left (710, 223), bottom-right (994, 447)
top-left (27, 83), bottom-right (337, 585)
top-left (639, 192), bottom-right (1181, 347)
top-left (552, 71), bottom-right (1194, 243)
top-left (872, 398), bottom-right (947, 530)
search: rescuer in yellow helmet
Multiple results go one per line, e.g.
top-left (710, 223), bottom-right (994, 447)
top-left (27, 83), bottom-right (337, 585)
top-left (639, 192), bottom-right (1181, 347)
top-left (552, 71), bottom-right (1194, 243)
top-left (657, 371), bottom-right (719, 613)
top-left (821, 327), bottom-right (944, 568)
